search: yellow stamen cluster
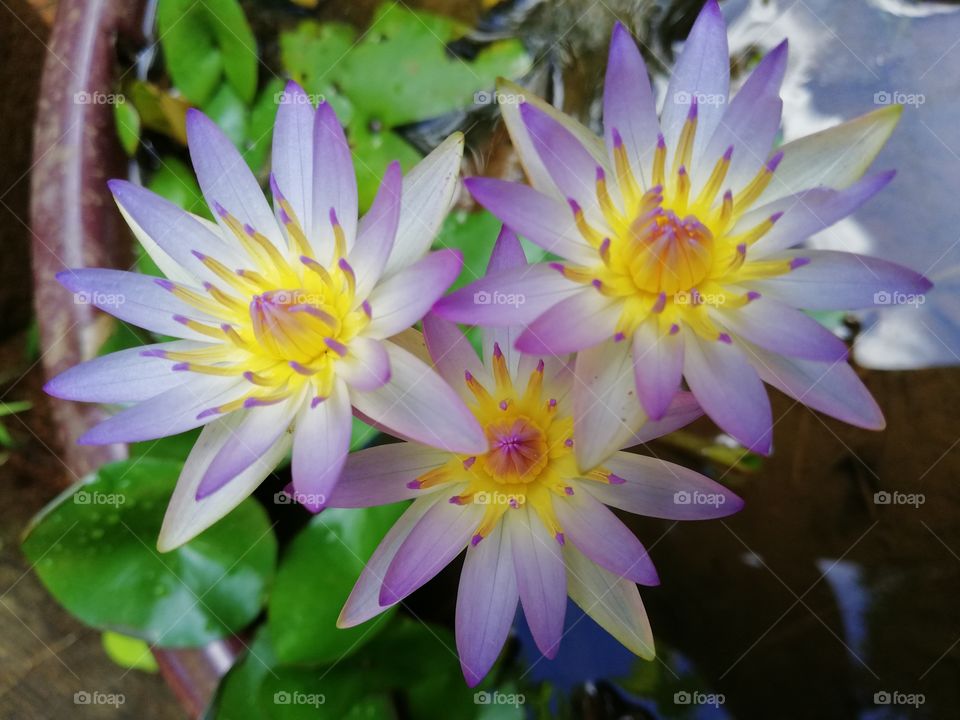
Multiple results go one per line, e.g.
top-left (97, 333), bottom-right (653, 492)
top-left (153, 192), bottom-right (370, 418)
top-left (409, 346), bottom-right (625, 545)
top-left (557, 106), bottom-right (793, 343)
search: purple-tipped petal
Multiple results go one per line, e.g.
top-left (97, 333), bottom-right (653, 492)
top-left (108, 180), bottom-right (247, 284)
top-left (603, 22), bottom-right (661, 187)
top-left (311, 102), bottom-right (357, 260)
top-left (506, 508), bottom-right (566, 659)
top-left (422, 313), bottom-right (488, 396)
top-left (622, 391), bottom-right (703, 445)
top-left (433, 263), bottom-right (581, 328)
top-left (272, 81), bottom-right (317, 234)
top-left (478, 227), bottom-right (531, 376)
top-left (520, 103), bottom-right (611, 227)
top-left (339, 337), bottom-right (391, 392)
top-left (386, 132), bottom-right (463, 275)
top-left (586, 451), bottom-right (744, 520)
top-left (496, 78), bottom-right (608, 202)
top-left (196, 393), bottom-right (302, 499)
top-left (751, 249), bottom-right (932, 310)
top-left (379, 496), bottom-right (482, 606)
top-left (456, 522), bottom-right (519, 687)
top-left (660, 0), bottom-right (729, 166)
top-left (696, 40), bottom-right (786, 194)
top-left (757, 106), bottom-right (902, 205)
top-left (43, 340), bottom-right (207, 403)
top-left (78, 375), bottom-right (247, 445)
top-left (364, 249), bottom-right (462, 339)
top-left (552, 488), bottom-right (659, 585)
top-left (186, 109), bottom-right (284, 251)
top-left (515, 290), bottom-right (620, 355)
top-left (291, 379), bottom-right (352, 511)
top-left (573, 339), bottom-right (648, 471)
top-left (564, 543), bottom-right (654, 659)
top-left (715, 297), bottom-right (849, 362)
top-left (350, 161), bottom-right (402, 299)
top-left (327, 442), bottom-right (451, 508)
top-left (745, 171), bottom-right (896, 258)
top-left (682, 331), bottom-right (773, 455)
top-left (158, 417), bottom-right (292, 551)
top-left (748, 343), bottom-right (885, 430)
top-left (631, 319), bottom-right (685, 420)
top-left (350, 340), bottom-right (487, 455)
top-left (465, 178), bottom-right (594, 264)
top-left (338, 496), bottom-right (440, 626)
top-left (55, 269), bottom-right (218, 340)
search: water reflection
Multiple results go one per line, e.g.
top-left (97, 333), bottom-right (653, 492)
top-left (724, 0), bottom-right (960, 369)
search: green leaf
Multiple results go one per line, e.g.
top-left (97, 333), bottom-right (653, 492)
top-left (267, 504), bottom-right (406, 665)
top-left (22, 458), bottom-right (276, 647)
top-left (129, 429), bottom-right (201, 463)
top-left (113, 99), bottom-right (141, 156)
top-left (211, 626), bottom-right (278, 720)
top-left (147, 155), bottom-right (212, 219)
top-left (350, 417), bottom-right (380, 452)
top-left (331, 5), bottom-right (530, 128)
top-left (350, 124), bottom-right (422, 211)
top-left (102, 631), bottom-right (159, 672)
top-left (244, 78), bottom-right (285, 174)
top-left (204, 82), bottom-right (249, 149)
top-left (157, 0), bottom-right (258, 107)
top-left (258, 665), bottom-right (370, 720)
top-left (279, 20), bottom-right (357, 124)
top-left (434, 209), bottom-right (549, 292)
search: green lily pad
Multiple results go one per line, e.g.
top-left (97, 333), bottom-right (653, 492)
top-left (267, 504), bottom-right (406, 665)
top-left (279, 20), bottom-right (356, 124)
top-left (22, 458), bottom-right (276, 647)
top-left (157, 0), bottom-right (258, 107)
top-left (350, 124), bottom-right (422, 211)
top-left (146, 155), bottom-right (211, 220)
top-left (204, 82), bottom-right (249, 149)
top-left (113, 99), bottom-right (141, 157)
top-left (332, 5), bottom-right (530, 128)
top-left (434, 209), bottom-right (549, 292)
top-left (102, 631), bottom-right (159, 672)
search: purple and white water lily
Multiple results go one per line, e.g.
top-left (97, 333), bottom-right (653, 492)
top-left (435, 0), bottom-right (931, 468)
top-left (330, 228), bottom-right (742, 686)
top-left (45, 82), bottom-right (486, 551)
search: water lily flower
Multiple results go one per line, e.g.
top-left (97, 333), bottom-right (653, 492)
top-left (331, 228), bottom-right (743, 686)
top-left (45, 82), bottom-right (486, 551)
top-left (435, 0), bottom-right (931, 468)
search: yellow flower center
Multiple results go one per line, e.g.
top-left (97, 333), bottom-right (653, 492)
top-left (558, 106), bottom-right (798, 341)
top-left (409, 345), bottom-right (625, 545)
top-left (149, 193), bottom-right (369, 416)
